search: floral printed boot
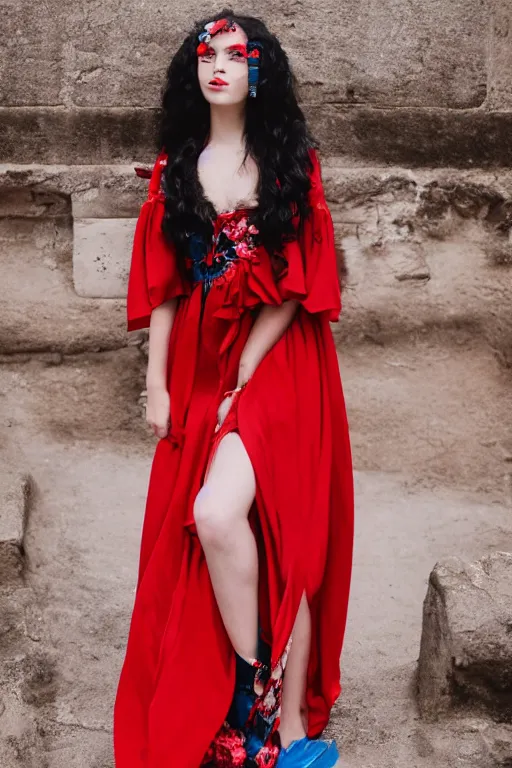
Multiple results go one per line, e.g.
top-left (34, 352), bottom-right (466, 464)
top-left (227, 633), bottom-right (284, 766)
top-left (202, 631), bottom-right (293, 767)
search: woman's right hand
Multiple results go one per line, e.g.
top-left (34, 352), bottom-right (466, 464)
top-left (145, 384), bottom-right (170, 439)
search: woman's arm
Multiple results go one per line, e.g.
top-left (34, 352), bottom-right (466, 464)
top-left (217, 299), bottom-right (299, 428)
top-left (237, 300), bottom-right (299, 386)
top-left (146, 298), bottom-right (179, 438)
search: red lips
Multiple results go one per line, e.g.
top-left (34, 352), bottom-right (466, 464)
top-left (209, 77), bottom-right (228, 86)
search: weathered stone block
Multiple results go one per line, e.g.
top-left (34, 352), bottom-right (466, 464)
top-left (0, 474), bottom-right (31, 583)
top-left (6, 107), bottom-right (512, 167)
top-left (71, 186), bottom-right (143, 219)
top-left (1, 3), bottom-right (62, 106)
top-left (418, 552), bottom-right (512, 722)
top-left (73, 218), bottom-right (136, 298)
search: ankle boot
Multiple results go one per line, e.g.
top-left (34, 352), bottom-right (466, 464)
top-left (227, 632), bottom-right (281, 761)
top-left (228, 625), bottom-right (271, 721)
top-left (227, 650), bottom-right (266, 731)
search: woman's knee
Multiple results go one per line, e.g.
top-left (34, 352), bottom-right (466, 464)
top-left (193, 486), bottom-right (237, 548)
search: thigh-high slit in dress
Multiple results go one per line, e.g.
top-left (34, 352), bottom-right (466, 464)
top-left (113, 148), bottom-right (354, 768)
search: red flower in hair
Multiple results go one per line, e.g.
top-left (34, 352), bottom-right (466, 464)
top-left (197, 41), bottom-right (209, 56)
top-left (248, 49), bottom-right (260, 58)
top-left (209, 18), bottom-right (230, 36)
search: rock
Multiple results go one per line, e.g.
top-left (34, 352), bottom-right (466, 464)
top-left (417, 552), bottom-right (512, 722)
top-left (0, 473), bottom-right (32, 583)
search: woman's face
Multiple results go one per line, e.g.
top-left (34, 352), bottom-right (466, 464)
top-left (197, 24), bottom-right (250, 106)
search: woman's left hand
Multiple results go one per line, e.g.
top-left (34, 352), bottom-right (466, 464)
top-left (215, 394), bottom-right (235, 432)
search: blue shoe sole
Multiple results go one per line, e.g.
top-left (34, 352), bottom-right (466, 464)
top-left (277, 736), bottom-right (340, 767)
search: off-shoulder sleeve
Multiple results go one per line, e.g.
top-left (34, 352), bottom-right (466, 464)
top-left (277, 148), bottom-right (342, 322)
top-left (126, 152), bottom-right (190, 332)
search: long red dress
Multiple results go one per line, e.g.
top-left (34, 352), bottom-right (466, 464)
top-left (113, 147), bottom-right (354, 768)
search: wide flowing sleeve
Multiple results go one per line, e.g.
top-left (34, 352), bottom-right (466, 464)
top-left (277, 148), bottom-right (342, 322)
top-left (126, 151), bottom-right (190, 332)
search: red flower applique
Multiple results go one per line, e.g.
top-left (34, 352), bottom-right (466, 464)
top-left (215, 728), bottom-right (247, 768)
top-left (201, 723), bottom-right (247, 768)
top-left (255, 744), bottom-right (281, 766)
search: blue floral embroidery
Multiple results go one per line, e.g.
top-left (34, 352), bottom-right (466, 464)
top-left (186, 217), bottom-right (259, 303)
top-left (188, 231), bottom-right (239, 294)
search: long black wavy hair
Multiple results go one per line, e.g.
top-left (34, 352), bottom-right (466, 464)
top-left (157, 8), bottom-right (319, 274)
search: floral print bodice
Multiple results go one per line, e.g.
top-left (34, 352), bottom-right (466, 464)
top-left (185, 210), bottom-right (260, 304)
top-left (126, 147), bottom-right (342, 336)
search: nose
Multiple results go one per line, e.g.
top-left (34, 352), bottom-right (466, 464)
top-left (213, 53), bottom-right (227, 75)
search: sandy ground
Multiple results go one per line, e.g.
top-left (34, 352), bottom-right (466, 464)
top-left (1, 328), bottom-right (511, 767)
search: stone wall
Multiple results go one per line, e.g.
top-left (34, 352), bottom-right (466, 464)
top-left (1, 2), bottom-right (512, 361)
top-left (1, 1), bottom-right (512, 166)
top-left (1, 160), bottom-right (511, 366)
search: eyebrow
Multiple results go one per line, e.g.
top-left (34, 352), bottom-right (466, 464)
top-left (202, 42), bottom-right (247, 55)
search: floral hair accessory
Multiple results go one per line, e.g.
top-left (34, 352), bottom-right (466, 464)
top-left (196, 18), bottom-right (263, 98)
top-left (246, 41), bottom-right (263, 98)
top-left (197, 17), bottom-right (237, 55)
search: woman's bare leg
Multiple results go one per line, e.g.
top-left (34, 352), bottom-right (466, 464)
top-left (279, 592), bottom-right (311, 747)
top-left (195, 432), bottom-right (312, 746)
top-left (194, 432), bottom-right (259, 661)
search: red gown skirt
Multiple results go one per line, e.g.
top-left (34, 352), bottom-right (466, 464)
top-left (113, 150), bottom-right (354, 767)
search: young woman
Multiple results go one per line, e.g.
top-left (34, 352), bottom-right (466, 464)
top-left (113, 10), bottom-right (354, 768)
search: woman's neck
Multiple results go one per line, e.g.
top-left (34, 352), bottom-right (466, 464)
top-left (206, 103), bottom-right (246, 150)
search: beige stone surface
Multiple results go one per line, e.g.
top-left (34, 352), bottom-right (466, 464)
top-left (73, 218), bottom-right (135, 298)
top-left (1, 1), bottom-right (488, 110)
top-left (488, 0), bottom-right (512, 110)
top-left (0, 216), bottom-right (128, 354)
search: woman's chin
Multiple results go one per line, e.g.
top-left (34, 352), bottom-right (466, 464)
top-left (201, 88), bottom-right (247, 106)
